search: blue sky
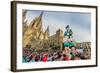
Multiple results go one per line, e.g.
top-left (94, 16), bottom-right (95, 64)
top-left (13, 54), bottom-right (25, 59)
top-left (24, 10), bottom-right (91, 42)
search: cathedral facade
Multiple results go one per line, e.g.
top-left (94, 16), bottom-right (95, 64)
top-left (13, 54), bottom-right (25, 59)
top-left (23, 12), bottom-right (64, 50)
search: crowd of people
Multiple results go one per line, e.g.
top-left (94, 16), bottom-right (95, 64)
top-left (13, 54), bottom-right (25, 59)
top-left (23, 45), bottom-right (91, 63)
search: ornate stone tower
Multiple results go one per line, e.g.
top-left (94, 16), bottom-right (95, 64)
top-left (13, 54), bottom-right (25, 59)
top-left (23, 12), bottom-right (43, 48)
top-left (56, 29), bottom-right (64, 50)
top-left (44, 25), bottom-right (49, 40)
top-left (56, 29), bottom-right (64, 43)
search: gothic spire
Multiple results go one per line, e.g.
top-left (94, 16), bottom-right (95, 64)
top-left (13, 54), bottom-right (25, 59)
top-left (45, 25), bottom-right (49, 35)
top-left (40, 11), bottom-right (43, 17)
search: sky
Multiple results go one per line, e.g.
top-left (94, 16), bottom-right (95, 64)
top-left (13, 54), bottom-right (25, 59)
top-left (23, 10), bottom-right (91, 42)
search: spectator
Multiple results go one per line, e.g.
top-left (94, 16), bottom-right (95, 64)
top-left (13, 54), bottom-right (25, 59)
top-left (35, 55), bottom-right (40, 62)
top-left (41, 55), bottom-right (48, 62)
top-left (74, 56), bottom-right (81, 60)
top-left (63, 54), bottom-right (71, 61)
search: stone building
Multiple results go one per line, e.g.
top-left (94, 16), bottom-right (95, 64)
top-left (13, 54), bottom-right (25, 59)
top-left (76, 42), bottom-right (91, 49)
top-left (23, 12), bottom-right (64, 51)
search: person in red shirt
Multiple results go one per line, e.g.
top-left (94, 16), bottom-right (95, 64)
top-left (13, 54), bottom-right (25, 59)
top-left (63, 54), bottom-right (71, 61)
top-left (42, 55), bottom-right (48, 62)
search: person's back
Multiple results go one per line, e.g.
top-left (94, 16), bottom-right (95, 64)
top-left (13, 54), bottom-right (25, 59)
top-left (35, 55), bottom-right (40, 62)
